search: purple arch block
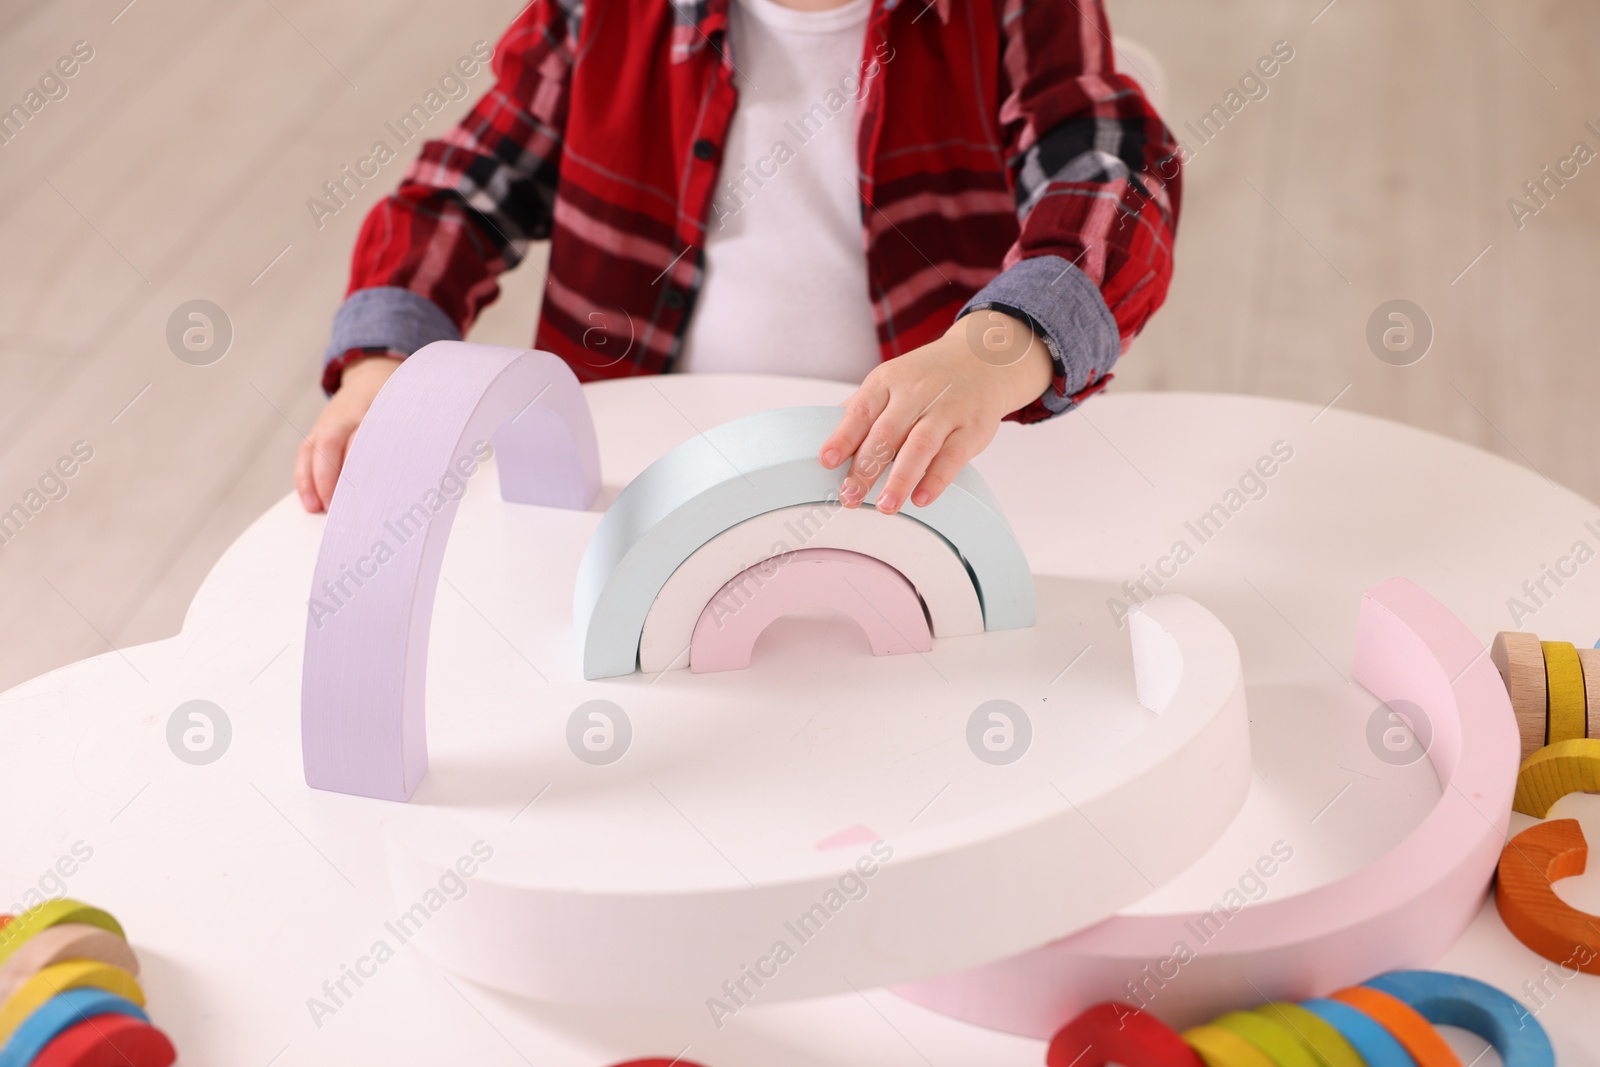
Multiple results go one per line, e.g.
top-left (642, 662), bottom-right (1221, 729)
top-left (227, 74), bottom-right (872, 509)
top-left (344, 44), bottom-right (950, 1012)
top-left (301, 342), bottom-right (601, 801)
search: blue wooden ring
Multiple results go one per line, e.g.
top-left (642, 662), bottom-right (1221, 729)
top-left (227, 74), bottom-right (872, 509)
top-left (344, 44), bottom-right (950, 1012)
top-left (0, 988), bottom-right (149, 1067)
top-left (1300, 997), bottom-right (1418, 1067)
top-left (1365, 970), bottom-right (1554, 1067)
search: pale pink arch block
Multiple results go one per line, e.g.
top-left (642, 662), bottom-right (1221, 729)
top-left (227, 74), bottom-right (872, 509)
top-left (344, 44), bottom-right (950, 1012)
top-left (895, 577), bottom-right (1521, 1034)
top-left (689, 548), bottom-right (932, 673)
top-left (301, 342), bottom-right (601, 801)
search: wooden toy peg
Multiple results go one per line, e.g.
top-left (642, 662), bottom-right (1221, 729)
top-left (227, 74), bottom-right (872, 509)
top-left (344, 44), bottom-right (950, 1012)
top-left (1492, 631), bottom-right (1548, 760)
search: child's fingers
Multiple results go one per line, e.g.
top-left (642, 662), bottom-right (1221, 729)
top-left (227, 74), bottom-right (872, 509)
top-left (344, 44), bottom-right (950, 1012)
top-left (294, 437), bottom-right (324, 513)
top-left (841, 397), bottom-right (921, 506)
top-left (877, 419), bottom-right (950, 514)
top-left (910, 430), bottom-right (978, 508)
top-left (820, 379), bottom-right (889, 469)
top-left (308, 426), bottom-right (351, 513)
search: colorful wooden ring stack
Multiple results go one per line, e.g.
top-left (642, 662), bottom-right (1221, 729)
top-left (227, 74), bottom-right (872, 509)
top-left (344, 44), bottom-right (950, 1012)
top-left (0, 899), bottom-right (174, 1067)
top-left (1490, 630), bottom-right (1600, 816)
top-left (1049, 968), bottom-right (1554, 1067)
top-left (1491, 631), bottom-right (1600, 759)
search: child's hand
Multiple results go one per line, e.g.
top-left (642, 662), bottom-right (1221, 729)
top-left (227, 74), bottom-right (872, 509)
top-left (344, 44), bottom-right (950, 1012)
top-left (818, 312), bottom-right (1051, 514)
top-left (295, 355), bottom-right (404, 513)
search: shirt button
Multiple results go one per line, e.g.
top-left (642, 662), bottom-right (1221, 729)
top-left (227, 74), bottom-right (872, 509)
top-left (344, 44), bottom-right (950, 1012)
top-left (664, 288), bottom-right (687, 311)
top-left (692, 138), bottom-right (715, 161)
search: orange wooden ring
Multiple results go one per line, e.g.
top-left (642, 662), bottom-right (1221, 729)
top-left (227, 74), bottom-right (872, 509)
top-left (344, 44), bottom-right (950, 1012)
top-left (1495, 818), bottom-right (1600, 974)
top-left (1328, 986), bottom-right (1461, 1066)
top-left (1493, 631), bottom-right (1548, 759)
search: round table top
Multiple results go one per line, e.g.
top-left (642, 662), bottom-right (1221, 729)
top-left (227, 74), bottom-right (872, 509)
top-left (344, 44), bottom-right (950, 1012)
top-left (4, 376), bottom-right (1599, 1066)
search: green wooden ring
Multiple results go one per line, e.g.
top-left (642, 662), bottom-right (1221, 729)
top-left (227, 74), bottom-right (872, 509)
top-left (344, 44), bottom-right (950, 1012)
top-left (1211, 1011), bottom-right (1321, 1067)
top-left (1253, 1002), bottom-right (1368, 1067)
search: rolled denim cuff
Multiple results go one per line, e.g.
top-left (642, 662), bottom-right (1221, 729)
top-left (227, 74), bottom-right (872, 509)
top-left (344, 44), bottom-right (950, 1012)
top-left (324, 286), bottom-right (461, 366)
top-left (959, 255), bottom-right (1120, 416)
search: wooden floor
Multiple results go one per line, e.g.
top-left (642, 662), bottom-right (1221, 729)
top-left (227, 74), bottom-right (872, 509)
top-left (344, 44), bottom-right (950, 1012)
top-left (0, 0), bottom-right (1595, 693)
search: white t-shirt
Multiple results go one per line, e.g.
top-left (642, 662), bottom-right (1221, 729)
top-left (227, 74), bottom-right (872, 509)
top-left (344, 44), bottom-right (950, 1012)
top-left (675, 0), bottom-right (882, 383)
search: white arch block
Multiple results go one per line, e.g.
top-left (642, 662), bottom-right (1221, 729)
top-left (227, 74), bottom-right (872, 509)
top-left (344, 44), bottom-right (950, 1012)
top-left (638, 503), bottom-right (983, 673)
top-left (576, 406), bottom-right (1034, 679)
top-left (301, 342), bottom-right (601, 801)
top-left (894, 578), bottom-right (1521, 1034)
top-left (1129, 608), bottom-right (1183, 712)
top-left (380, 593), bottom-right (1250, 1007)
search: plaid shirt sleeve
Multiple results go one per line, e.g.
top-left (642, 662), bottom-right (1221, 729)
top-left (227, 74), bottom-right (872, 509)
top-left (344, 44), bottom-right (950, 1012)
top-left (321, 2), bottom-right (579, 394)
top-left (961, 0), bottom-right (1183, 424)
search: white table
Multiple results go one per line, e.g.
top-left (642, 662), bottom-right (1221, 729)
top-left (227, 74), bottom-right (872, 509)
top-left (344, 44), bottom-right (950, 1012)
top-left (4, 377), bottom-right (1599, 1066)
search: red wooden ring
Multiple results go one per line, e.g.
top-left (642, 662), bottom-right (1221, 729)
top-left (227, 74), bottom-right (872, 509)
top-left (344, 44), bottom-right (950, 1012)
top-left (1047, 1002), bottom-right (1207, 1067)
top-left (30, 1015), bottom-right (176, 1067)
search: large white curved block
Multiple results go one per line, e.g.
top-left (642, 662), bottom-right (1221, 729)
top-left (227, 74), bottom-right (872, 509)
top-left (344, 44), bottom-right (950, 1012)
top-left (574, 406), bottom-right (1035, 679)
top-left (638, 503), bottom-right (983, 673)
top-left (382, 593), bottom-right (1251, 1007)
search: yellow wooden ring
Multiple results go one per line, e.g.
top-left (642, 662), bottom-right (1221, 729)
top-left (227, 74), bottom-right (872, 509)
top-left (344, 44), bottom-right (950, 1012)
top-left (1211, 1011), bottom-right (1319, 1067)
top-left (1184, 1023), bottom-right (1279, 1067)
top-left (1577, 647), bottom-right (1600, 739)
top-left (1513, 737), bottom-right (1600, 817)
top-left (1253, 1002), bottom-right (1366, 1067)
top-left (0, 959), bottom-right (144, 1045)
top-left (0, 900), bottom-right (123, 969)
top-left (1542, 642), bottom-right (1586, 744)
top-left (1493, 632), bottom-right (1547, 760)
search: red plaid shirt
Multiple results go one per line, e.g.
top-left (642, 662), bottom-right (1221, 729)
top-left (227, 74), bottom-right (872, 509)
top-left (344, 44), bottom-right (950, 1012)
top-left (326, 0), bottom-right (1181, 423)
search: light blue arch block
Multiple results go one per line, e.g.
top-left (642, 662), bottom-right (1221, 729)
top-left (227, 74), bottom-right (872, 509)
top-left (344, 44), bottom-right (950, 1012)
top-left (575, 406), bottom-right (1035, 679)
